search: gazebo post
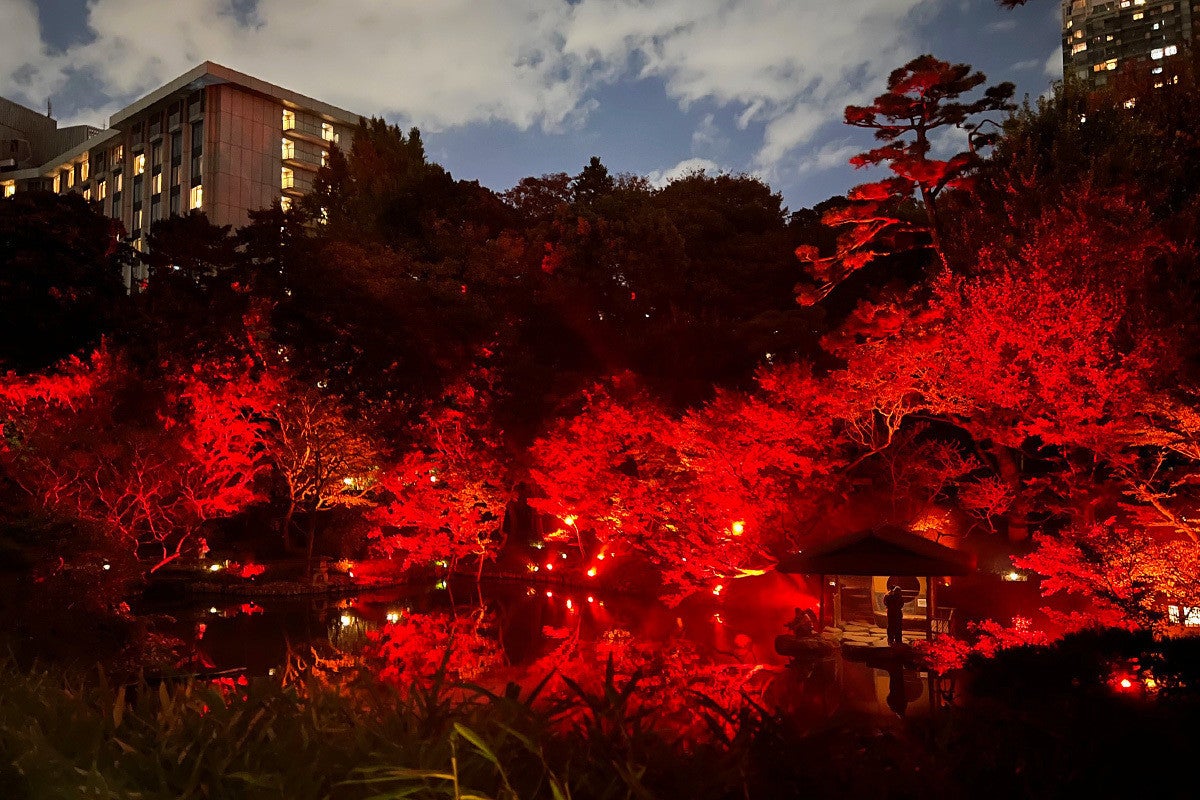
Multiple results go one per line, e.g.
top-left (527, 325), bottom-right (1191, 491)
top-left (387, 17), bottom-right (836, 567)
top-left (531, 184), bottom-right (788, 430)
top-left (817, 573), bottom-right (825, 632)
top-left (925, 575), bottom-right (934, 641)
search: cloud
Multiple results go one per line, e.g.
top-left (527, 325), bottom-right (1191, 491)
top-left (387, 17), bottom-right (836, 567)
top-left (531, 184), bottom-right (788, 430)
top-left (1010, 58), bottom-right (1040, 72)
top-left (690, 113), bottom-right (728, 157)
top-left (1045, 46), bottom-right (1063, 79)
top-left (0, 0), bottom-right (58, 106)
top-left (794, 140), bottom-right (860, 175)
top-left (2, 0), bottom-right (931, 175)
top-left (566, 0), bottom-right (926, 169)
top-left (645, 156), bottom-right (723, 187)
top-left (986, 19), bottom-right (1018, 33)
top-left (13, 0), bottom-right (590, 132)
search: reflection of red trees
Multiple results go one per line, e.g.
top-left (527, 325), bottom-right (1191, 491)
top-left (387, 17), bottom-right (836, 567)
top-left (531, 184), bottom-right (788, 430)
top-left (526, 626), bottom-right (767, 746)
top-left (363, 610), bottom-right (504, 691)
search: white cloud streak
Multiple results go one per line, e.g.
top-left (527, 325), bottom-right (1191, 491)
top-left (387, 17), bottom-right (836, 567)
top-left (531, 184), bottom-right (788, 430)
top-left (646, 156), bottom-right (723, 187)
top-left (1, 0), bottom-right (933, 174)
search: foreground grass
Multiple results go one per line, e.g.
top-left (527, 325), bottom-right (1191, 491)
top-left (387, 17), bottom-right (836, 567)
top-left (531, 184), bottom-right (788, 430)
top-left (0, 654), bottom-right (766, 800)
top-left (3, 628), bottom-right (1200, 799)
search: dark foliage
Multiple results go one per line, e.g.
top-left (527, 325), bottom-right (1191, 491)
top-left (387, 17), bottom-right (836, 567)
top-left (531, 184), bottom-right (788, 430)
top-left (0, 191), bottom-right (131, 372)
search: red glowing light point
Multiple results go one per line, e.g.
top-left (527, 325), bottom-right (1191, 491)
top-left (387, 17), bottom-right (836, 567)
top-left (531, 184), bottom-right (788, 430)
top-left (1120, 678), bottom-right (1133, 689)
top-left (587, 596), bottom-right (594, 603)
top-left (566, 599), bottom-right (574, 610)
top-left (730, 520), bottom-right (745, 536)
top-left (544, 562), bottom-right (553, 571)
top-left (713, 584), bottom-right (723, 596)
top-left (587, 567), bottom-right (597, 577)
top-left (596, 553), bottom-right (605, 561)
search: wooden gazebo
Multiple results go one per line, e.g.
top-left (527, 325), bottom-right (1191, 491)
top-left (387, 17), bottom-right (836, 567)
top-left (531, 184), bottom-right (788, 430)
top-left (777, 525), bottom-right (976, 641)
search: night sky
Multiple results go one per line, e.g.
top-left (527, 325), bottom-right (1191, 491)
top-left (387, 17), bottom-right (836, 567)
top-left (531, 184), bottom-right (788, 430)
top-left (3, 0), bottom-right (1062, 211)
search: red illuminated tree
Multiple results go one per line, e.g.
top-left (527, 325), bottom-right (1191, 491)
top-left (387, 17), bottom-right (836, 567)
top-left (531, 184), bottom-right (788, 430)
top-left (796, 55), bottom-right (1014, 302)
top-left (264, 386), bottom-right (380, 574)
top-left (1, 350), bottom-right (275, 571)
top-left (369, 368), bottom-right (509, 580)
top-left (528, 373), bottom-right (841, 602)
top-left (1015, 521), bottom-right (1200, 629)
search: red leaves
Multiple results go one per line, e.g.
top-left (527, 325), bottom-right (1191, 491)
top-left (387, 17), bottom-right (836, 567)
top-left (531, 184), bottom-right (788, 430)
top-left (369, 367), bottom-right (508, 574)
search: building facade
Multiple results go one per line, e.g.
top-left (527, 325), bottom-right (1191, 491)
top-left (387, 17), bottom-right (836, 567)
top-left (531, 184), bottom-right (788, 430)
top-left (1062, 0), bottom-right (1197, 90)
top-left (1, 63), bottom-right (360, 266)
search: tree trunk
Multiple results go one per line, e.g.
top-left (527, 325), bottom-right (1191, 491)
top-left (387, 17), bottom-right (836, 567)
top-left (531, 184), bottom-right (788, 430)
top-left (305, 511), bottom-right (318, 579)
top-left (994, 446), bottom-right (1029, 543)
top-left (282, 500), bottom-right (297, 553)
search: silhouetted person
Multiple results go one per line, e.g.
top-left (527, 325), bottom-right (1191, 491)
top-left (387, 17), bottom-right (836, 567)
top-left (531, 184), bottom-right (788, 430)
top-left (786, 606), bottom-right (817, 637)
top-left (886, 664), bottom-right (909, 717)
top-left (885, 585), bottom-right (905, 646)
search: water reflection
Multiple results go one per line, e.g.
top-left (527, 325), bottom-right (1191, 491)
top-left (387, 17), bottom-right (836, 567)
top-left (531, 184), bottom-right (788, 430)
top-left (143, 574), bottom-right (934, 722)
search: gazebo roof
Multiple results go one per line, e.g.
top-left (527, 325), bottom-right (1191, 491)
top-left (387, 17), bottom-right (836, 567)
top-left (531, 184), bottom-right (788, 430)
top-left (776, 524), bottom-right (975, 577)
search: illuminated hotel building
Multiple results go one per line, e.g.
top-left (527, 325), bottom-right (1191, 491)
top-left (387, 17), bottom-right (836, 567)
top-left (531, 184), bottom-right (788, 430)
top-left (1062, 0), bottom-right (1196, 89)
top-left (1, 63), bottom-right (360, 277)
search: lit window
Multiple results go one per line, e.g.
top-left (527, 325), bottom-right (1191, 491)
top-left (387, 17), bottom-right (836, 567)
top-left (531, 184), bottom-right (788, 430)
top-left (3, 182), bottom-right (14, 198)
top-left (1106, 58), bottom-right (1118, 70)
top-left (1151, 48), bottom-right (1164, 59)
top-left (280, 196), bottom-right (292, 212)
top-left (134, 153), bottom-right (145, 175)
top-left (321, 122), bottom-right (334, 141)
top-left (112, 145), bottom-right (124, 163)
top-left (114, 172), bottom-right (123, 192)
top-left (83, 187), bottom-right (91, 201)
top-left (1133, 11), bottom-right (1144, 18)
top-left (319, 206), bottom-right (328, 225)
top-left (65, 169), bottom-right (74, 189)
top-left (282, 138), bottom-right (294, 160)
top-left (1071, 42), bottom-right (1088, 54)
top-left (152, 173), bottom-right (162, 194)
top-left (1152, 66), bottom-right (1164, 73)
top-left (1074, 29), bottom-right (1083, 39)
top-left (133, 208), bottom-right (143, 230)
top-left (1164, 44), bottom-right (1178, 56)
top-left (96, 180), bottom-right (107, 200)
top-left (1106, 34), bottom-right (1115, 41)
top-left (281, 167), bottom-right (294, 189)
top-left (1124, 98), bottom-right (1137, 109)
top-left (1119, 0), bottom-right (1130, 6)
top-left (1169, 605), bottom-right (1200, 626)
top-left (52, 175), bottom-right (60, 193)
top-left (189, 185), bottom-right (203, 210)
top-left (282, 109), bottom-right (295, 130)
top-left (81, 159), bottom-right (89, 180)
top-left (321, 150), bottom-right (329, 167)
